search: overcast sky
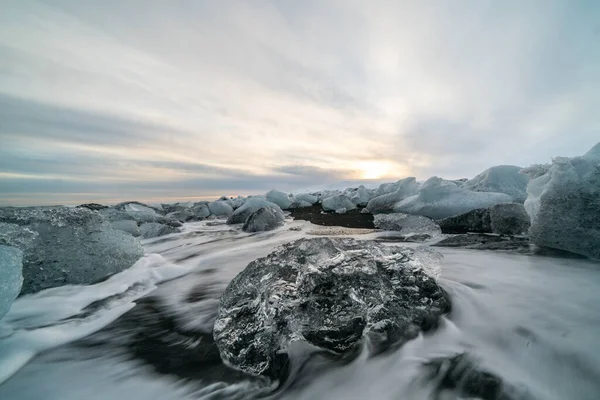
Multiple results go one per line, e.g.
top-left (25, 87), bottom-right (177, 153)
top-left (1, 0), bottom-right (599, 205)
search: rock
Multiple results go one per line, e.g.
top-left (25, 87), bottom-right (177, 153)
top-left (423, 353), bottom-right (526, 400)
top-left (139, 222), bottom-right (180, 239)
top-left (242, 207), bottom-right (285, 232)
top-left (437, 203), bottom-right (529, 235)
top-left (489, 203), bottom-right (530, 235)
top-left (76, 203), bottom-right (108, 211)
top-left (366, 177), bottom-right (419, 214)
top-left (438, 208), bottom-right (492, 234)
top-left (321, 195), bottom-right (356, 212)
top-left (395, 177), bottom-right (514, 220)
top-left (294, 193), bottom-right (318, 205)
top-left (227, 198), bottom-right (283, 225)
top-left (265, 190), bottom-right (294, 210)
top-left (111, 220), bottom-right (141, 237)
top-left (464, 165), bottom-right (529, 203)
top-left (335, 207), bottom-right (347, 214)
top-left (433, 234), bottom-right (531, 253)
top-left (208, 200), bottom-right (234, 217)
top-left (351, 186), bottom-right (374, 206)
top-left (523, 142), bottom-right (600, 259)
top-left (0, 245), bottom-right (23, 321)
top-left (213, 237), bottom-right (450, 377)
top-left (289, 204), bottom-right (375, 229)
top-left (0, 206), bottom-right (144, 294)
top-left (374, 213), bottom-right (441, 241)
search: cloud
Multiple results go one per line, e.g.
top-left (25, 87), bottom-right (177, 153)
top-left (1, 0), bottom-right (599, 205)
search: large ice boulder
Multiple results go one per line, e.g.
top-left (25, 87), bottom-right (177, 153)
top-left (227, 198), bottom-right (283, 225)
top-left (294, 193), bottom-right (318, 205)
top-left (242, 207), bottom-right (285, 232)
top-left (366, 177), bottom-right (419, 214)
top-left (166, 203), bottom-right (210, 222)
top-left (523, 143), bottom-right (600, 259)
top-left (321, 194), bottom-right (357, 212)
top-left (374, 213), bottom-right (441, 241)
top-left (395, 177), bottom-right (513, 220)
top-left (110, 220), bottom-right (141, 237)
top-left (100, 203), bottom-right (180, 227)
top-left (265, 190), bottom-right (294, 210)
top-left (214, 237), bottom-right (451, 377)
top-left (0, 245), bottom-right (23, 321)
top-left (208, 200), bottom-right (234, 217)
top-left (464, 165), bottom-right (529, 203)
top-left (351, 186), bottom-right (374, 206)
top-left (0, 206), bottom-right (144, 294)
top-left (138, 222), bottom-right (180, 239)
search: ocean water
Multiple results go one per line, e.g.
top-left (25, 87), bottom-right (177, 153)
top-left (1, 219), bottom-right (599, 400)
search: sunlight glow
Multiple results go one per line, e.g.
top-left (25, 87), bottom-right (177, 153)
top-left (357, 161), bottom-right (394, 180)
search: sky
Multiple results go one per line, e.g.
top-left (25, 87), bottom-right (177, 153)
top-left (1, 0), bottom-right (599, 206)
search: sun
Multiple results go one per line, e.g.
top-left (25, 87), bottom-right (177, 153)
top-left (358, 161), bottom-right (392, 180)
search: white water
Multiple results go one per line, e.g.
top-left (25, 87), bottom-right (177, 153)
top-left (1, 219), bottom-right (599, 399)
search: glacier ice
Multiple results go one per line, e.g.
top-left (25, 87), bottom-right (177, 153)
top-left (395, 177), bottom-right (513, 220)
top-left (374, 213), bottom-right (441, 240)
top-left (227, 198), bottom-right (283, 225)
top-left (242, 207), bottom-right (285, 232)
top-left (110, 220), bottom-right (141, 237)
top-left (523, 142), bottom-right (600, 259)
top-left (0, 206), bottom-right (144, 294)
top-left (0, 245), bottom-right (23, 321)
top-left (294, 193), bottom-right (318, 205)
top-left (139, 222), bottom-right (180, 239)
top-left (266, 190), bottom-right (294, 210)
top-left (351, 186), bottom-right (374, 206)
top-left (366, 177), bottom-right (419, 214)
top-left (289, 200), bottom-right (313, 208)
top-left (208, 200), bottom-right (234, 217)
top-left (321, 194), bottom-right (356, 212)
top-left (464, 165), bottom-right (529, 203)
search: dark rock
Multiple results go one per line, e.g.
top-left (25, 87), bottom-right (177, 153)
top-left (0, 206), bottom-right (144, 294)
top-left (438, 208), bottom-right (492, 234)
top-left (77, 203), bottom-right (108, 211)
top-left (490, 203), bottom-right (530, 235)
top-left (437, 203), bottom-right (530, 236)
top-left (424, 353), bottom-right (525, 400)
top-left (214, 237), bottom-right (450, 378)
top-left (289, 204), bottom-right (374, 229)
top-left (242, 207), bottom-right (285, 232)
top-left (433, 234), bottom-right (530, 253)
